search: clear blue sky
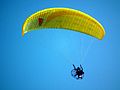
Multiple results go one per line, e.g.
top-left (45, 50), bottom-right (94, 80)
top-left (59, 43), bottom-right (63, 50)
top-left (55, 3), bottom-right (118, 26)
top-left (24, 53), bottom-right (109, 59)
top-left (0, 0), bottom-right (120, 90)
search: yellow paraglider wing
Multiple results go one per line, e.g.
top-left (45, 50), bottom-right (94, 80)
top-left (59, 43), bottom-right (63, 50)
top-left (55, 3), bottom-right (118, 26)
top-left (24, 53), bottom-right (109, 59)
top-left (22, 8), bottom-right (105, 39)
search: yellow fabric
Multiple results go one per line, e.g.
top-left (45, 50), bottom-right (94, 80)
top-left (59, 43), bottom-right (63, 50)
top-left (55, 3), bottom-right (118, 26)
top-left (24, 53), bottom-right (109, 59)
top-left (22, 8), bottom-right (105, 39)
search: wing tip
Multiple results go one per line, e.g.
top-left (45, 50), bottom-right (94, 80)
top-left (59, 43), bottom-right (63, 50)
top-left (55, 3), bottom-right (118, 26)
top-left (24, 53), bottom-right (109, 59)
top-left (22, 24), bottom-right (25, 36)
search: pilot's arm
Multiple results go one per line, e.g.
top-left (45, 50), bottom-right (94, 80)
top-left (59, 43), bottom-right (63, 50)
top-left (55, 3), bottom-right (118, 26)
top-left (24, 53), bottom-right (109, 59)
top-left (73, 64), bottom-right (76, 69)
top-left (80, 65), bottom-right (83, 70)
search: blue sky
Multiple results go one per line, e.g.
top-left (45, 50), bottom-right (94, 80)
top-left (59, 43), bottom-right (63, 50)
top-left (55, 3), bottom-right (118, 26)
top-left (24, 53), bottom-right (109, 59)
top-left (0, 0), bottom-right (120, 90)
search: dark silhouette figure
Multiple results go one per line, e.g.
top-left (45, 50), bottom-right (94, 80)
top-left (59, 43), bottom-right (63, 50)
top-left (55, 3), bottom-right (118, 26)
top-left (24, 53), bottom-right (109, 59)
top-left (71, 64), bottom-right (84, 79)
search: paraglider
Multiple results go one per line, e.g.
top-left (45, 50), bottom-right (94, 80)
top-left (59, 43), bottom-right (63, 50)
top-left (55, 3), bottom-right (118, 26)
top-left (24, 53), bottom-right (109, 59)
top-left (22, 8), bottom-right (105, 80)
top-left (22, 8), bottom-right (105, 39)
